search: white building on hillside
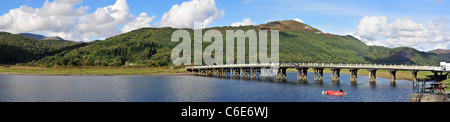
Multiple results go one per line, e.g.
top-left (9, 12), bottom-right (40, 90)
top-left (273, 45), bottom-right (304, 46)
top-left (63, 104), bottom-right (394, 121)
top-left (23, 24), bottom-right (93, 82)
top-left (438, 54), bottom-right (450, 71)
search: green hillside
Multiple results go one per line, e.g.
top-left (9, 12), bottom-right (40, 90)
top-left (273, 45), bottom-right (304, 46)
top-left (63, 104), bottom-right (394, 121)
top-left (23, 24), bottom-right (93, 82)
top-left (1, 20), bottom-right (438, 67)
top-left (0, 32), bottom-right (81, 64)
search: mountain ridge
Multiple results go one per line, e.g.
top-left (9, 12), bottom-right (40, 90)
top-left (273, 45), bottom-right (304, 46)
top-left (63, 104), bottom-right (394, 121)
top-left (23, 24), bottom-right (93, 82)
top-left (0, 20), bottom-right (439, 66)
top-left (427, 49), bottom-right (450, 54)
top-left (18, 33), bottom-right (68, 42)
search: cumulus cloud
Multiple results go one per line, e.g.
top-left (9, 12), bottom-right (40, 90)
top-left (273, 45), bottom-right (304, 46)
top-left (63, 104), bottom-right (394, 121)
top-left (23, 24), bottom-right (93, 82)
top-left (230, 17), bottom-right (254, 27)
top-left (294, 18), bottom-right (303, 23)
top-left (76, 0), bottom-right (133, 41)
top-left (122, 13), bottom-right (156, 33)
top-left (0, 0), bottom-right (155, 42)
top-left (349, 16), bottom-right (450, 51)
top-left (0, 0), bottom-right (86, 34)
top-left (160, 0), bottom-right (224, 28)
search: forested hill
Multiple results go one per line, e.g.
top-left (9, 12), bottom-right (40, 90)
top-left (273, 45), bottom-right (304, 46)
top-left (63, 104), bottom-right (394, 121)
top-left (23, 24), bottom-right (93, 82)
top-left (0, 32), bottom-right (81, 64)
top-left (1, 20), bottom-right (439, 67)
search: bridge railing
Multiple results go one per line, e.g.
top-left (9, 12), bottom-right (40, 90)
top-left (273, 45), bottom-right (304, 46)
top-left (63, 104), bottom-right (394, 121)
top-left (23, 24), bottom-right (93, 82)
top-left (186, 62), bottom-right (436, 71)
top-left (284, 62), bottom-right (434, 70)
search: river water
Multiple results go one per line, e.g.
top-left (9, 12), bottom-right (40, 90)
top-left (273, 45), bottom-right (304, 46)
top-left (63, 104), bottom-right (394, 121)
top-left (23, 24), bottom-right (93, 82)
top-left (0, 72), bottom-right (415, 102)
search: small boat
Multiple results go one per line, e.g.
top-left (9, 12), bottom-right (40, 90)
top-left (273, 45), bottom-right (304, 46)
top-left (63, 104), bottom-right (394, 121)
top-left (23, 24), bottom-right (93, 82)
top-left (322, 90), bottom-right (346, 96)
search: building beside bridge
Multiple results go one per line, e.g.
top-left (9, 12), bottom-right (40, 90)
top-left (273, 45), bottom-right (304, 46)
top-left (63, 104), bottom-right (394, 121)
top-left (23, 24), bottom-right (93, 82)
top-left (439, 53), bottom-right (450, 71)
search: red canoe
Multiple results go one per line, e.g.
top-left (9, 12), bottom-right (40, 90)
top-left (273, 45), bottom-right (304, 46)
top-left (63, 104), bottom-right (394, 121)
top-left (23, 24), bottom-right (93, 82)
top-left (322, 90), bottom-right (346, 96)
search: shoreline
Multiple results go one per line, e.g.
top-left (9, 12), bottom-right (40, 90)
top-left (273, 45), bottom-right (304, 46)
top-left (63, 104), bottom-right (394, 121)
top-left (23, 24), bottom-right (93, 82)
top-left (286, 68), bottom-right (433, 81)
top-left (0, 66), bottom-right (435, 80)
top-left (0, 72), bottom-right (193, 76)
top-left (0, 66), bottom-right (189, 76)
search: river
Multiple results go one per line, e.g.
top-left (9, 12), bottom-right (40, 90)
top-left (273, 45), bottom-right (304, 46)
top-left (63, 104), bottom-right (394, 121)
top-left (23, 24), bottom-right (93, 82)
top-left (0, 72), bottom-right (415, 102)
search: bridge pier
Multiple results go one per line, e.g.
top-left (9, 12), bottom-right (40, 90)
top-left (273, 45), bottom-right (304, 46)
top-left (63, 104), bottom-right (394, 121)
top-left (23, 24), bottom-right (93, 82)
top-left (368, 69), bottom-right (377, 83)
top-left (411, 70), bottom-right (418, 82)
top-left (313, 68), bottom-right (324, 82)
top-left (276, 68), bottom-right (287, 81)
top-left (388, 70), bottom-right (397, 84)
top-left (201, 69), bottom-right (206, 76)
top-left (221, 68), bottom-right (225, 78)
top-left (330, 68), bottom-right (341, 83)
top-left (244, 68), bottom-right (251, 79)
top-left (239, 68), bottom-right (243, 79)
top-left (252, 68), bottom-right (260, 79)
top-left (349, 69), bottom-right (358, 83)
top-left (264, 68), bottom-right (273, 80)
top-left (296, 68), bottom-right (308, 82)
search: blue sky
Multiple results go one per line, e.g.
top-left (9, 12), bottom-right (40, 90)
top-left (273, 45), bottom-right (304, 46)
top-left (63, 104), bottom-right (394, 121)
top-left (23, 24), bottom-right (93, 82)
top-left (0, 0), bottom-right (448, 51)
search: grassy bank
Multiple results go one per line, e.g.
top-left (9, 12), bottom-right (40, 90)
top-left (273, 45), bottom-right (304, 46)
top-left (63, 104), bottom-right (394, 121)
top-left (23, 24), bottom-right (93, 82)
top-left (442, 78), bottom-right (450, 92)
top-left (0, 66), bottom-right (187, 75)
top-left (287, 68), bottom-right (433, 81)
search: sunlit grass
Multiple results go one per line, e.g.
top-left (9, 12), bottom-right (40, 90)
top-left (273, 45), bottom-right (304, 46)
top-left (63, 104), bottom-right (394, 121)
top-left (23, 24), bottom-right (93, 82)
top-left (0, 66), bottom-right (186, 75)
top-left (287, 68), bottom-right (433, 81)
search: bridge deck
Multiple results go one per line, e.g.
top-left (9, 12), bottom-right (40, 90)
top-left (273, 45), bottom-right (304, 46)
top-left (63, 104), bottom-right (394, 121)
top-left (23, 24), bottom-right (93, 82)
top-left (186, 63), bottom-right (443, 72)
top-left (185, 63), bottom-right (448, 83)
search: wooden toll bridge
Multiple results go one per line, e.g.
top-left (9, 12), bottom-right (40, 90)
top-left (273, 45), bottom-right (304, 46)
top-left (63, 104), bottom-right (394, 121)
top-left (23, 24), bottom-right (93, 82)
top-left (186, 63), bottom-right (448, 84)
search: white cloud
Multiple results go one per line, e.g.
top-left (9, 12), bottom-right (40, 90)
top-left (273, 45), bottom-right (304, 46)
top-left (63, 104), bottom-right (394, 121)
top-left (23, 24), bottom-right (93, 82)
top-left (160, 0), bottom-right (224, 28)
top-left (76, 0), bottom-right (133, 41)
top-left (0, 0), bottom-right (156, 42)
top-left (121, 13), bottom-right (156, 33)
top-left (0, 0), bottom-right (86, 34)
top-left (230, 17), bottom-right (254, 27)
top-left (349, 16), bottom-right (450, 51)
top-left (294, 18), bottom-right (303, 23)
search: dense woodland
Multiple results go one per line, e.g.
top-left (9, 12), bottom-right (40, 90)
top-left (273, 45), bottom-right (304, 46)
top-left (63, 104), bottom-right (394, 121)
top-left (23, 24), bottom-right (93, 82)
top-left (0, 20), bottom-right (439, 67)
top-left (0, 32), bottom-right (80, 64)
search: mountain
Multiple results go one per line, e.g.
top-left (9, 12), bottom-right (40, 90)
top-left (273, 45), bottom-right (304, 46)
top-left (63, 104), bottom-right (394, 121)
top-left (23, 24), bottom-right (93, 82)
top-left (18, 33), bottom-right (46, 40)
top-left (7, 20), bottom-right (438, 67)
top-left (18, 33), bottom-right (68, 42)
top-left (366, 46), bottom-right (438, 65)
top-left (0, 32), bottom-right (82, 64)
top-left (427, 49), bottom-right (450, 54)
top-left (43, 36), bottom-right (65, 41)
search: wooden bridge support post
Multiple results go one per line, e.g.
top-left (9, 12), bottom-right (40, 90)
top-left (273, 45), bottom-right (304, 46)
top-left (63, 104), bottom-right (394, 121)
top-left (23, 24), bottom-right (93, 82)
top-left (230, 69), bottom-right (234, 78)
top-left (296, 68), bottom-right (302, 82)
top-left (411, 70), bottom-right (418, 82)
top-left (256, 68), bottom-right (261, 79)
top-left (244, 68), bottom-right (250, 79)
top-left (255, 68), bottom-right (259, 79)
top-left (313, 68), bottom-right (323, 82)
top-left (220, 68), bottom-right (224, 78)
top-left (229, 68), bottom-right (233, 78)
top-left (235, 68), bottom-right (239, 78)
top-left (349, 69), bottom-right (358, 83)
top-left (331, 68), bottom-right (341, 83)
top-left (276, 68), bottom-right (287, 81)
top-left (268, 68), bottom-right (273, 80)
top-left (368, 69), bottom-right (377, 83)
top-left (296, 68), bottom-right (308, 82)
top-left (202, 69), bottom-right (206, 76)
top-left (318, 68), bottom-right (323, 82)
top-left (313, 69), bottom-right (318, 81)
top-left (239, 68), bottom-right (243, 79)
top-left (263, 68), bottom-right (268, 80)
top-left (388, 70), bottom-right (396, 83)
top-left (302, 68), bottom-right (308, 81)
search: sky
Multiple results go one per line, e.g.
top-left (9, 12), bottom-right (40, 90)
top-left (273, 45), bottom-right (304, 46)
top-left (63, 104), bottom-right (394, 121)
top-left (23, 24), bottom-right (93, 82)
top-left (0, 0), bottom-right (448, 51)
